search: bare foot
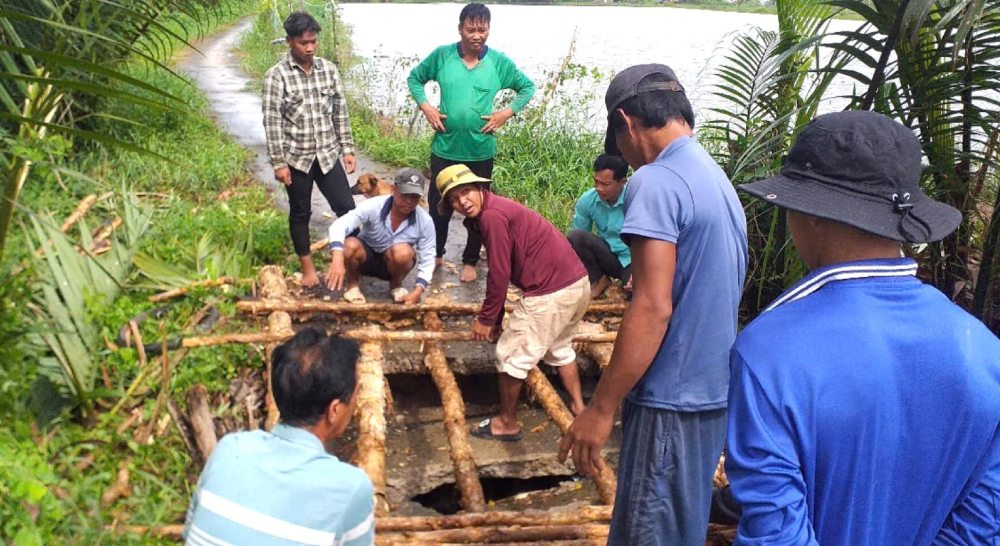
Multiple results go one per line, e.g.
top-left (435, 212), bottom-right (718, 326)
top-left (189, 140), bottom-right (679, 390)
top-left (489, 416), bottom-right (521, 436)
top-left (435, 256), bottom-right (444, 268)
top-left (590, 276), bottom-right (611, 300)
top-left (460, 264), bottom-right (478, 283)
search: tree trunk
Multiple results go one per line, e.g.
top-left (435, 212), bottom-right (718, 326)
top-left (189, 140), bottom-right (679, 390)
top-left (423, 313), bottom-right (485, 512)
top-left (525, 369), bottom-right (617, 505)
top-left (377, 505), bottom-right (612, 532)
top-left (149, 277), bottom-right (237, 303)
top-left (355, 338), bottom-right (390, 516)
top-left (257, 265), bottom-right (289, 299)
top-left (237, 300), bottom-right (627, 316)
top-left (376, 523), bottom-right (609, 545)
top-left (182, 330), bottom-right (617, 348)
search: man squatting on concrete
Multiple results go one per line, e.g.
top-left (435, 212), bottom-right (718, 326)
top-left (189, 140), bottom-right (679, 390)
top-left (728, 110), bottom-right (1000, 545)
top-left (436, 164), bottom-right (590, 441)
top-left (559, 64), bottom-right (748, 546)
top-left (325, 169), bottom-right (435, 305)
top-left (407, 3), bottom-right (535, 283)
top-left (568, 154), bottom-right (632, 300)
top-left (184, 328), bottom-right (374, 546)
top-left (263, 11), bottom-right (357, 288)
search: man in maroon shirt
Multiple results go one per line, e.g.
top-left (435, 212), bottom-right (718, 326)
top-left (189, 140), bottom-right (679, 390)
top-left (436, 164), bottom-right (591, 441)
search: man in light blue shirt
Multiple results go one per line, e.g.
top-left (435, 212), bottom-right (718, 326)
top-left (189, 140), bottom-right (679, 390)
top-left (185, 328), bottom-right (374, 546)
top-left (560, 64), bottom-right (748, 546)
top-left (325, 169), bottom-right (435, 304)
top-left (568, 154), bottom-right (631, 299)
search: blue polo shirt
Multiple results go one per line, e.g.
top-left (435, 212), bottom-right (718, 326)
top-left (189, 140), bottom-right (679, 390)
top-left (726, 258), bottom-right (1000, 545)
top-left (620, 135), bottom-right (748, 411)
top-left (184, 424), bottom-right (375, 546)
top-left (572, 187), bottom-right (630, 268)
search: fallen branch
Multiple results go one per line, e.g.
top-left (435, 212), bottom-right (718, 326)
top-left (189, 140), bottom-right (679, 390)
top-left (109, 321), bottom-right (152, 416)
top-left (186, 384), bottom-right (217, 461)
top-left (100, 459), bottom-right (132, 507)
top-left (355, 337), bottom-right (390, 516)
top-left (182, 330), bottom-right (617, 349)
top-left (148, 277), bottom-right (239, 303)
top-left (263, 343), bottom-right (280, 431)
top-left (238, 300), bottom-right (627, 316)
top-left (376, 523), bottom-right (609, 544)
top-left (167, 399), bottom-right (202, 467)
top-left (526, 369), bottom-right (617, 505)
top-left (423, 313), bottom-right (485, 513)
top-left (377, 505), bottom-right (612, 532)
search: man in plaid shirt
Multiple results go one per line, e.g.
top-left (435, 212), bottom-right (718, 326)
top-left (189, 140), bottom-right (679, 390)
top-left (264, 11), bottom-right (357, 287)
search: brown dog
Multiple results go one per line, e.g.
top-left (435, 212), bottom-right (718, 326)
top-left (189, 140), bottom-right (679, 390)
top-left (352, 171), bottom-right (429, 208)
top-left (351, 172), bottom-right (393, 198)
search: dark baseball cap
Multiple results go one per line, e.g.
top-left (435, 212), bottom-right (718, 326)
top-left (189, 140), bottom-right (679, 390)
top-left (394, 168), bottom-right (427, 196)
top-left (739, 111), bottom-right (961, 243)
top-left (604, 64), bottom-right (685, 156)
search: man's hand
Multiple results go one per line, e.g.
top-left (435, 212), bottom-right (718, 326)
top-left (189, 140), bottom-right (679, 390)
top-left (326, 251), bottom-right (346, 291)
top-left (401, 286), bottom-right (424, 305)
top-left (558, 405), bottom-right (613, 478)
top-left (275, 166), bottom-right (292, 186)
top-left (342, 154), bottom-right (356, 175)
top-left (471, 319), bottom-right (497, 341)
top-left (481, 108), bottom-right (514, 134)
top-left (420, 103), bottom-right (448, 132)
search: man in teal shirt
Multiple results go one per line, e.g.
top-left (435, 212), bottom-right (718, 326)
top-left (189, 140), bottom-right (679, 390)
top-left (568, 154), bottom-right (631, 299)
top-left (407, 3), bottom-right (535, 283)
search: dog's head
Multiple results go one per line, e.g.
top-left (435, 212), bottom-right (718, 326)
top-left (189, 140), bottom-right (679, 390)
top-left (352, 172), bottom-right (379, 196)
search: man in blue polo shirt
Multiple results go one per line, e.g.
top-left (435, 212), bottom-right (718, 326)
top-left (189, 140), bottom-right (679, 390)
top-left (568, 154), bottom-right (631, 299)
top-left (729, 111), bottom-right (1000, 545)
top-left (184, 328), bottom-right (374, 546)
top-left (559, 64), bottom-right (748, 546)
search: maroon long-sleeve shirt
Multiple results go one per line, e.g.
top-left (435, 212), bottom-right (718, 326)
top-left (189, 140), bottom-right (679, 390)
top-left (466, 192), bottom-right (587, 327)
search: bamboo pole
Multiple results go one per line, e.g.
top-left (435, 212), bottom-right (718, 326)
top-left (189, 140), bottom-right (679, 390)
top-left (263, 343), bottom-right (280, 431)
top-left (525, 369), bottom-right (617, 505)
top-left (380, 539), bottom-right (605, 546)
top-left (149, 277), bottom-right (238, 303)
top-left (573, 322), bottom-right (613, 370)
top-left (258, 265), bottom-right (288, 299)
top-left (354, 337), bottom-right (390, 516)
top-left (182, 330), bottom-right (617, 349)
top-left (422, 313), bottom-right (485, 512)
top-left (376, 523), bottom-right (609, 544)
top-left (377, 505), bottom-right (612, 532)
top-left (237, 300), bottom-right (627, 316)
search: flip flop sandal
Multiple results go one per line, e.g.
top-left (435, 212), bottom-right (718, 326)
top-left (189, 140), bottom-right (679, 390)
top-left (470, 417), bottom-right (522, 442)
top-left (342, 286), bottom-right (366, 304)
top-left (391, 287), bottom-right (409, 303)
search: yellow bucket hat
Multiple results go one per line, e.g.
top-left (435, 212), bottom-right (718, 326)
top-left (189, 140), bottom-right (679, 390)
top-left (435, 164), bottom-right (491, 215)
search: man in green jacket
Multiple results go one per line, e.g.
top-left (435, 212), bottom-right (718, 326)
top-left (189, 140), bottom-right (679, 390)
top-left (407, 3), bottom-right (535, 283)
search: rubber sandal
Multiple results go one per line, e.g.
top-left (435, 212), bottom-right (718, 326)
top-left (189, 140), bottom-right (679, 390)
top-left (470, 417), bottom-right (522, 442)
top-left (342, 286), bottom-right (366, 304)
top-left (391, 287), bottom-right (409, 303)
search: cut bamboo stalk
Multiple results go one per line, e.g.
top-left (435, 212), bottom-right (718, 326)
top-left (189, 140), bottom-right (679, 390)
top-left (377, 505), bottom-right (612, 532)
top-left (92, 216), bottom-right (122, 243)
top-left (61, 194), bottom-right (98, 232)
top-left (182, 330), bottom-right (617, 349)
top-left (148, 277), bottom-right (238, 303)
top-left (310, 237), bottom-right (330, 253)
top-left (376, 523), bottom-right (609, 544)
top-left (525, 369), bottom-right (617, 506)
top-left (573, 322), bottom-right (613, 370)
top-left (263, 343), bottom-right (280, 431)
top-left (258, 265), bottom-right (288, 299)
top-left (355, 337), bottom-right (389, 516)
top-left (422, 312), bottom-right (485, 513)
top-left (238, 300), bottom-right (627, 316)
top-left (186, 384), bottom-right (217, 461)
top-left (379, 540), bottom-right (605, 546)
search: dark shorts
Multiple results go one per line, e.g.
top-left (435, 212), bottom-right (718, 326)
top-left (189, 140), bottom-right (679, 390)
top-left (608, 400), bottom-right (728, 546)
top-left (357, 239), bottom-right (391, 281)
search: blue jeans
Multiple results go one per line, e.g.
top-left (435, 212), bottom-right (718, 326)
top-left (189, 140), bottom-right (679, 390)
top-left (607, 400), bottom-right (727, 546)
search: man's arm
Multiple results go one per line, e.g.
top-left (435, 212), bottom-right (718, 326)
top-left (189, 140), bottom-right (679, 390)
top-left (571, 196), bottom-right (593, 233)
top-left (340, 478), bottom-right (375, 546)
top-left (407, 49), bottom-right (447, 132)
top-left (402, 213), bottom-right (437, 304)
top-left (726, 349), bottom-right (819, 546)
top-left (262, 69), bottom-right (288, 171)
top-left (558, 236), bottom-right (674, 476)
top-left (328, 64), bottom-right (356, 171)
top-left (481, 54), bottom-right (536, 133)
top-left (476, 213), bottom-right (511, 331)
top-left (326, 200), bottom-right (376, 291)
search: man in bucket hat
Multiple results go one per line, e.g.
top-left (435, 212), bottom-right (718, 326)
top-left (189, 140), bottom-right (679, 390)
top-left (436, 164), bottom-right (590, 442)
top-left (726, 110), bottom-right (1000, 544)
top-left (326, 168), bottom-right (435, 305)
top-left (559, 64), bottom-right (748, 546)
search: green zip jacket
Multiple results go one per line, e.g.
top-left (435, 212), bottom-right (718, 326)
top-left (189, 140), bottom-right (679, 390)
top-left (407, 43), bottom-right (535, 162)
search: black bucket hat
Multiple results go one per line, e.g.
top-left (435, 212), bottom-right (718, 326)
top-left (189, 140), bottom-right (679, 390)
top-left (604, 64), bottom-right (685, 156)
top-left (739, 111), bottom-right (961, 243)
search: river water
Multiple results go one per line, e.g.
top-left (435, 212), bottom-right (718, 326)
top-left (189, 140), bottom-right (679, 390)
top-left (339, 3), bottom-right (862, 130)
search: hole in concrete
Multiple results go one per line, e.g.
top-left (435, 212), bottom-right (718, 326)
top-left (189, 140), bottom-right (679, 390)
top-left (412, 474), bottom-right (575, 515)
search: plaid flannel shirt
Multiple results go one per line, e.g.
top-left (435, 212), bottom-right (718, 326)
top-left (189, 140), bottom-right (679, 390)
top-left (262, 54), bottom-right (355, 174)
